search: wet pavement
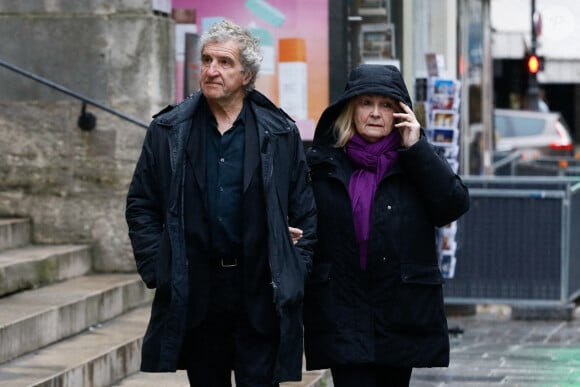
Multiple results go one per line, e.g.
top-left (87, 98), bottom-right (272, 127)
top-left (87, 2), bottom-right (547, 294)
top-left (120, 305), bottom-right (580, 386)
top-left (409, 305), bottom-right (580, 386)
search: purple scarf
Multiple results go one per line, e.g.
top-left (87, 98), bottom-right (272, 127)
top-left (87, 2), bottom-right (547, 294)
top-left (345, 132), bottom-right (400, 270)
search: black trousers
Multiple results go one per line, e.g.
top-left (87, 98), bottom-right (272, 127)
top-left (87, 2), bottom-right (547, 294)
top-left (331, 363), bottom-right (412, 387)
top-left (183, 264), bottom-right (280, 387)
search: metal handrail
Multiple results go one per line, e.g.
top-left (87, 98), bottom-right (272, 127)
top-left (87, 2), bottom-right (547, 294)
top-left (0, 59), bottom-right (148, 129)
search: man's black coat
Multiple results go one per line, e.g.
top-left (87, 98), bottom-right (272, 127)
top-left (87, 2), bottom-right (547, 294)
top-left (126, 90), bottom-right (317, 383)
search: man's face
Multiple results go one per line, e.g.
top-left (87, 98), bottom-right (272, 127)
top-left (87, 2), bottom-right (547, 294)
top-left (200, 40), bottom-right (251, 105)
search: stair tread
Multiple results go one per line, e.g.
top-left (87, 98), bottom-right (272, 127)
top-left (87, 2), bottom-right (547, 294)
top-left (0, 244), bottom-right (89, 266)
top-left (0, 273), bottom-right (143, 326)
top-left (114, 371), bottom-right (189, 386)
top-left (0, 305), bottom-right (150, 387)
top-left (116, 369), bottom-right (329, 387)
top-left (0, 218), bottom-right (28, 225)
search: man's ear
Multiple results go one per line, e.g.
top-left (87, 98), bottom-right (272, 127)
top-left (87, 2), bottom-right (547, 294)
top-left (243, 71), bottom-right (253, 86)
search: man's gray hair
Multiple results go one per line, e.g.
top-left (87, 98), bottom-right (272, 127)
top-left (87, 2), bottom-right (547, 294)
top-left (200, 19), bottom-right (262, 93)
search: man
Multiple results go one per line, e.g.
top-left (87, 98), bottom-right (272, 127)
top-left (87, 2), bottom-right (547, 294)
top-left (125, 19), bottom-right (316, 387)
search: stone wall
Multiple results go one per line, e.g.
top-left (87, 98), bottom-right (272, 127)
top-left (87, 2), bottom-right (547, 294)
top-left (0, 1), bottom-right (175, 271)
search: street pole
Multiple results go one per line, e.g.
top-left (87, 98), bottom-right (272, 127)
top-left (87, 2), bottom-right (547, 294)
top-left (528, 0), bottom-right (539, 111)
top-left (482, 0), bottom-right (494, 176)
top-left (459, 0), bottom-right (471, 175)
top-left (347, 0), bottom-right (361, 72)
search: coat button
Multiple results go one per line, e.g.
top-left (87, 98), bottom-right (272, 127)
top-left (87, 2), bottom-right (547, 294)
top-left (387, 205), bottom-right (392, 210)
top-left (382, 256), bottom-right (388, 262)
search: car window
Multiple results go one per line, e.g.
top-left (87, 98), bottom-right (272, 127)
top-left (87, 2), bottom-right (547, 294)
top-left (494, 114), bottom-right (545, 137)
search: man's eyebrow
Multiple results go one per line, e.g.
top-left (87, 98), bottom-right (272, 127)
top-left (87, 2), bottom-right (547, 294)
top-left (202, 51), bottom-right (235, 59)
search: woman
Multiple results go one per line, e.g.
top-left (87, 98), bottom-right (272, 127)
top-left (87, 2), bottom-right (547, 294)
top-left (303, 64), bottom-right (469, 386)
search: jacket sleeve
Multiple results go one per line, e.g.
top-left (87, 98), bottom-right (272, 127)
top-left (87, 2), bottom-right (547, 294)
top-left (398, 136), bottom-right (470, 227)
top-left (125, 126), bottom-right (163, 288)
top-left (287, 127), bottom-right (317, 277)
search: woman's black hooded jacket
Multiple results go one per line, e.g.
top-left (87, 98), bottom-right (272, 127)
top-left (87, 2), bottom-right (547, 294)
top-left (303, 64), bottom-right (469, 369)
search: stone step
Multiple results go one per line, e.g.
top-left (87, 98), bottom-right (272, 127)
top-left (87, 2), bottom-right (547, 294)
top-left (0, 305), bottom-right (151, 387)
top-left (0, 218), bottom-right (30, 251)
top-left (115, 359), bottom-right (331, 387)
top-left (116, 368), bottom-right (331, 387)
top-left (0, 273), bottom-right (153, 364)
top-left (0, 244), bottom-right (92, 297)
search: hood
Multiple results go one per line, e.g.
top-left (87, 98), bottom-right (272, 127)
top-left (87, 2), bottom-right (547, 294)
top-left (313, 64), bottom-right (413, 146)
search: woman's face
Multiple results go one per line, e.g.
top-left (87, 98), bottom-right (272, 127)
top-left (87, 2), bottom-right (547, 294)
top-left (353, 95), bottom-right (399, 143)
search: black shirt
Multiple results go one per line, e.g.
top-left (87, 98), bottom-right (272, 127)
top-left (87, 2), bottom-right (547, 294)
top-left (206, 103), bottom-right (246, 258)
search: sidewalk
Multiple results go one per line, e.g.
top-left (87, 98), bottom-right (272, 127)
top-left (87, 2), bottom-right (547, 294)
top-left (410, 305), bottom-right (580, 386)
top-left (118, 305), bottom-right (580, 386)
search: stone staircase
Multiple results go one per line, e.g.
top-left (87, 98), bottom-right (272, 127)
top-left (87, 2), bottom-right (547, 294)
top-left (0, 217), bottom-right (330, 386)
top-left (0, 217), bottom-right (153, 386)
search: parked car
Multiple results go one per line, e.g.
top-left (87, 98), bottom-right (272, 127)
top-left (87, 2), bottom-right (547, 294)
top-left (470, 109), bottom-right (574, 159)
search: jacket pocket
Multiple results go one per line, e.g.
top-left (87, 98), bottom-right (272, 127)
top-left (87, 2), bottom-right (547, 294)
top-left (390, 263), bottom-right (446, 334)
top-left (400, 263), bottom-right (444, 285)
top-left (154, 232), bottom-right (172, 294)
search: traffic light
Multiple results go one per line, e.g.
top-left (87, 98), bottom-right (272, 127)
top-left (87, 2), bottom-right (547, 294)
top-left (525, 54), bottom-right (544, 74)
top-left (527, 54), bottom-right (540, 74)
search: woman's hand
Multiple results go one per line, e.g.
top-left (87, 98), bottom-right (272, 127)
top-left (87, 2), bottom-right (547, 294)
top-left (394, 101), bottom-right (421, 148)
top-left (288, 226), bottom-right (303, 245)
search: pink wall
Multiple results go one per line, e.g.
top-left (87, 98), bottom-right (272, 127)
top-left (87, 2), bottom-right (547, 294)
top-left (172, 0), bottom-right (329, 139)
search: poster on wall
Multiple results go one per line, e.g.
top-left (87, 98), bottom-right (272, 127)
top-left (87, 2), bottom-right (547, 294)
top-left (171, 0), bottom-right (329, 141)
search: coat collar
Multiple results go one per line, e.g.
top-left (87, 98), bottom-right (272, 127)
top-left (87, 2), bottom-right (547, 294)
top-left (243, 105), bottom-right (260, 192)
top-left (180, 93), bottom-right (264, 196)
top-left (153, 90), bottom-right (296, 196)
top-left (154, 90), bottom-right (294, 135)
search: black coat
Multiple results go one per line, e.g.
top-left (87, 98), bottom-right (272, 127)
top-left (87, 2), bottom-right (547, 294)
top-left (125, 90), bottom-right (317, 382)
top-left (304, 138), bottom-right (469, 369)
top-left (303, 64), bottom-right (469, 370)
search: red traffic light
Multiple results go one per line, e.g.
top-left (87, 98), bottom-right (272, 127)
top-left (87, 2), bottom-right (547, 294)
top-left (528, 55), bottom-right (540, 74)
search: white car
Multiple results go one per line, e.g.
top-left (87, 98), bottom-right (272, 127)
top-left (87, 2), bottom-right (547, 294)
top-left (471, 109), bottom-right (574, 159)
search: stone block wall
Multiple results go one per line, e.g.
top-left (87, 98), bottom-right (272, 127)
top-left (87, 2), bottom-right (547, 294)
top-left (0, 0), bottom-right (175, 271)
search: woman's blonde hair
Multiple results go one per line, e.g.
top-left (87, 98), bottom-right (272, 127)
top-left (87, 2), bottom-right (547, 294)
top-left (333, 100), bottom-right (357, 148)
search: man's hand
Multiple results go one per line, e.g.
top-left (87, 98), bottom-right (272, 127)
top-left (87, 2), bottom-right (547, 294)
top-left (288, 226), bottom-right (303, 245)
